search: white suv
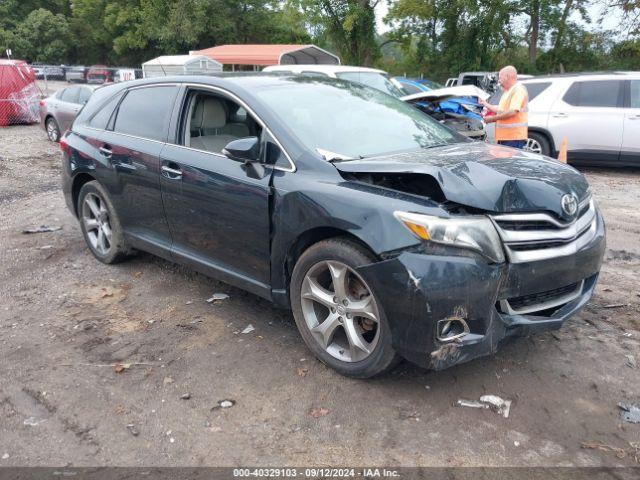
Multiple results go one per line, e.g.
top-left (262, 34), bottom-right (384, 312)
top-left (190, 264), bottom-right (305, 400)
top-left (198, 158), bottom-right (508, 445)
top-left (487, 72), bottom-right (640, 167)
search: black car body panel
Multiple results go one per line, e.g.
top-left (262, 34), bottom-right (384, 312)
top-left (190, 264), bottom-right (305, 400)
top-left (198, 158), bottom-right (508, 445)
top-left (334, 143), bottom-right (591, 220)
top-left (61, 75), bottom-right (605, 371)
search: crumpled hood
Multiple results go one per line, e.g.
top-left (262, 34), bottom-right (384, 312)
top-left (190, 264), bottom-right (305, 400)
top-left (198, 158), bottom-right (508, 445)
top-left (335, 142), bottom-right (590, 220)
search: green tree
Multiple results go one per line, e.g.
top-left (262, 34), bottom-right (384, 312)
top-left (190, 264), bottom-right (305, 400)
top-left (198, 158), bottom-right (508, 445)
top-left (13, 8), bottom-right (74, 63)
top-left (289, 0), bottom-right (380, 66)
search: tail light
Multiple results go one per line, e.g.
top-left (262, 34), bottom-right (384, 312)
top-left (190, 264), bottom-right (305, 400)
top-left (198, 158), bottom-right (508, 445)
top-left (59, 131), bottom-right (71, 154)
top-left (39, 100), bottom-right (45, 107)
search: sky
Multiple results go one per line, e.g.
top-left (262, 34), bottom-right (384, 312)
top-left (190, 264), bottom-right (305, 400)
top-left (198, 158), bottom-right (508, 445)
top-left (374, 2), bottom-right (625, 36)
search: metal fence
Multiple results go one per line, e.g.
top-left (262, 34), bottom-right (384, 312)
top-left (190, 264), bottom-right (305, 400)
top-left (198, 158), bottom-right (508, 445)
top-left (1, 64), bottom-right (143, 127)
top-left (31, 64), bottom-right (143, 87)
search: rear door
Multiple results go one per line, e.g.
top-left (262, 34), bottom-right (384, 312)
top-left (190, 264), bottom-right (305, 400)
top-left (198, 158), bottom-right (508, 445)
top-left (159, 86), bottom-right (274, 296)
top-left (548, 79), bottom-right (624, 163)
top-left (621, 79), bottom-right (640, 166)
top-left (56, 86), bottom-right (82, 131)
top-left (98, 84), bottom-right (179, 254)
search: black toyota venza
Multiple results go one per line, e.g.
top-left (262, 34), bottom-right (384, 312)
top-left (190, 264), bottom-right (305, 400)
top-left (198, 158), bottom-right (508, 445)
top-left (61, 75), bottom-right (605, 378)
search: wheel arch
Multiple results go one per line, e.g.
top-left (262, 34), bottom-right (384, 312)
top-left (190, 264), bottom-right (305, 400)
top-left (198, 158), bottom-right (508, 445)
top-left (273, 226), bottom-right (379, 309)
top-left (71, 172), bottom-right (97, 217)
top-left (528, 127), bottom-right (556, 155)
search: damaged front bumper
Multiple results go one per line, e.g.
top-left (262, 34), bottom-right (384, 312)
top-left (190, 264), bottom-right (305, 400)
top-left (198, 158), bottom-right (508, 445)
top-left (357, 209), bottom-right (606, 370)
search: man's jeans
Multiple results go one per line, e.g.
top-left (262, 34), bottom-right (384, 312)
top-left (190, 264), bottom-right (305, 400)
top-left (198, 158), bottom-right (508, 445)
top-left (498, 140), bottom-right (526, 149)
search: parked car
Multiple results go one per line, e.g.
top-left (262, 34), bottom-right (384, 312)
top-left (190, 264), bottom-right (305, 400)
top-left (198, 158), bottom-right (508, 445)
top-left (65, 66), bottom-right (88, 83)
top-left (40, 85), bottom-right (97, 142)
top-left (263, 65), bottom-right (486, 140)
top-left (61, 75), bottom-right (605, 378)
top-left (31, 64), bottom-right (66, 80)
top-left (394, 77), bottom-right (443, 95)
top-left (87, 65), bottom-right (114, 84)
top-left (485, 72), bottom-right (640, 166)
top-left (401, 84), bottom-right (487, 140)
top-left (448, 72), bottom-right (533, 93)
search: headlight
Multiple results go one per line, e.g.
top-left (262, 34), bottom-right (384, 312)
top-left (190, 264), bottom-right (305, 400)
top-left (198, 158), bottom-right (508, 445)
top-left (394, 211), bottom-right (505, 263)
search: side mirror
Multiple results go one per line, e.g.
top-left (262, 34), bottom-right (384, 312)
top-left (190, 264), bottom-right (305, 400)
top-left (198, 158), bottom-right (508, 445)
top-left (222, 136), bottom-right (260, 162)
top-left (223, 137), bottom-right (267, 179)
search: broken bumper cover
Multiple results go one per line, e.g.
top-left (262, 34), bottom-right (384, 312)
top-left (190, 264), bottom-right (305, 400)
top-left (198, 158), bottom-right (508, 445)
top-left (358, 210), bottom-right (605, 370)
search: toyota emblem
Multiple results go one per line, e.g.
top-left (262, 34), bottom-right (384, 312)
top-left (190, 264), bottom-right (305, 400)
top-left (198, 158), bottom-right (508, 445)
top-left (561, 194), bottom-right (578, 217)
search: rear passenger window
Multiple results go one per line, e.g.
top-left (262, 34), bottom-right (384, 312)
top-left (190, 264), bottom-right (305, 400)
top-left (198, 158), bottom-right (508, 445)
top-left (60, 87), bottom-right (80, 103)
top-left (563, 80), bottom-right (622, 108)
top-left (113, 86), bottom-right (178, 141)
top-left (78, 87), bottom-right (92, 105)
top-left (631, 81), bottom-right (640, 109)
top-left (89, 92), bottom-right (123, 129)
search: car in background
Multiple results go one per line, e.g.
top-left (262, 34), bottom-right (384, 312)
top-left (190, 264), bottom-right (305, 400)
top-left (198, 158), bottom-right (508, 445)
top-left (263, 65), bottom-right (405, 97)
top-left (485, 72), bottom-right (640, 166)
top-left (394, 77), bottom-right (443, 95)
top-left (40, 84), bottom-right (97, 142)
top-left (447, 72), bottom-right (533, 93)
top-left (263, 65), bottom-right (485, 140)
top-left (60, 75), bottom-right (604, 377)
top-left (65, 66), bottom-right (88, 83)
top-left (31, 64), bottom-right (66, 80)
top-left (87, 65), bottom-right (114, 84)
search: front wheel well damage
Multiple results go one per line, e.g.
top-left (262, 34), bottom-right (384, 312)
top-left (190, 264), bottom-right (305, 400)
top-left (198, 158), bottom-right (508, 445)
top-left (284, 228), bottom-right (379, 293)
top-left (71, 173), bottom-right (96, 216)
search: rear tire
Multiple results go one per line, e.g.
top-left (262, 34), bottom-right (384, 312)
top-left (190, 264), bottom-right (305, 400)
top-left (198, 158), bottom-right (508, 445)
top-left (77, 181), bottom-right (131, 264)
top-left (290, 238), bottom-right (400, 378)
top-left (46, 117), bottom-right (60, 142)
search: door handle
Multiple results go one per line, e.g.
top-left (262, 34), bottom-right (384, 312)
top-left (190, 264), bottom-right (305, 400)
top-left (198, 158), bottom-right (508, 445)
top-left (629, 114), bottom-right (640, 120)
top-left (552, 112), bottom-right (568, 118)
top-left (161, 164), bottom-right (182, 179)
top-left (99, 146), bottom-right (112, 158)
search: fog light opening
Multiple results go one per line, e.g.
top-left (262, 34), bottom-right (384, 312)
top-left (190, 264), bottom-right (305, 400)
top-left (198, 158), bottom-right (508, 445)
top-left (437, 318), bottom-right (470, 342)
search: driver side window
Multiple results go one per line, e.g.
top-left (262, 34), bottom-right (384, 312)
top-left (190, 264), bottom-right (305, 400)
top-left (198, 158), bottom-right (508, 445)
top-left (182, 90), bottom-right (261, 155)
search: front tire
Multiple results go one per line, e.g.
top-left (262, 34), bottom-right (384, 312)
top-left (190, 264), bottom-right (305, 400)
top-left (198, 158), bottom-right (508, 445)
top-left (46, 117), bottom-right (60, 142)
top-left (526, 131), bottom-right (551, 156)
top-left (77, 181), bottom-right (131, 264)
top-left (290, 238), bottom-right (399, 378)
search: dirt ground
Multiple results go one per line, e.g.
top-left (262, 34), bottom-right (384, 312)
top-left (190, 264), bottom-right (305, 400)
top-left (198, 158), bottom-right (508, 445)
top-left (0, 91), bottom-right (639, 466)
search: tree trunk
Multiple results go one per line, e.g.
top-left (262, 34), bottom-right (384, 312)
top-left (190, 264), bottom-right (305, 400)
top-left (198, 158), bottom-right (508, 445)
top-left (528, 0), bottom-right (539, 64)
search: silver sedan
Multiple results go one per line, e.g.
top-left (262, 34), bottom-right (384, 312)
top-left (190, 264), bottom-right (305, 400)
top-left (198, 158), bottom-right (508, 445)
top-left (40, 85), bottom-right (98, 142)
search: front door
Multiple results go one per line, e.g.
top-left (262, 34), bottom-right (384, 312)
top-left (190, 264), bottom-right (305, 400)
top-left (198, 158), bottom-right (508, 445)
top-left (160, 88), bottom-right (273, 297)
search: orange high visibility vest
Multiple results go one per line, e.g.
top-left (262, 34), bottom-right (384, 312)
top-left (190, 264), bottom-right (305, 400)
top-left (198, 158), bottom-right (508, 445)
top-left (495, 83), bottom-right (528, 141)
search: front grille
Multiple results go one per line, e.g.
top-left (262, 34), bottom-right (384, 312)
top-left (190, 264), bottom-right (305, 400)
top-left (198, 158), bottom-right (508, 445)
top-left (491, 197), bottom-right (597, 263)
top-left (498, 280), bottom-right (584, 315)
top-left (509, 282), bottom-right (580, 310)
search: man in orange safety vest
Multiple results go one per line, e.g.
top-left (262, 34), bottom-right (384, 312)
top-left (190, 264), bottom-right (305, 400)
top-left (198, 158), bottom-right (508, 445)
top-left (480, 65), bottom-right (529, 149)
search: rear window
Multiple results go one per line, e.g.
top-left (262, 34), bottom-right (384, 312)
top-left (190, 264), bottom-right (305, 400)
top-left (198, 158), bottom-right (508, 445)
top-left (112, 86), bottom-right (178, 141)
top-left (563, 80), bottom-right (623, 108)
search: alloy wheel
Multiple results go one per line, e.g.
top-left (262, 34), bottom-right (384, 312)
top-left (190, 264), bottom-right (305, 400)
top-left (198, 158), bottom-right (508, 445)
top-left (46, 119), bottom-right (59, 142)
top-left (82, 192), bottom-right (113, 255)
top-left (524, 137), bottom-right (542, 154)
top-left (300, 260), bottom-right (381, 363)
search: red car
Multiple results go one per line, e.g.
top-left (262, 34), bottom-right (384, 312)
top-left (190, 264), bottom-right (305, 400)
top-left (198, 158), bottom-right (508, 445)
top-left (86, 65), bottom-right (114, 85)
